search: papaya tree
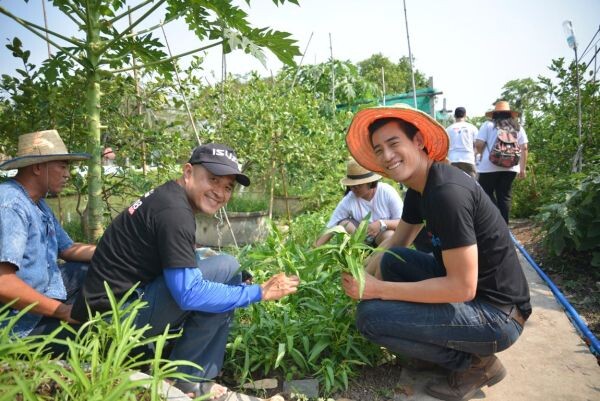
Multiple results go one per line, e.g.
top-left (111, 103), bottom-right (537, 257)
top-left (0, 0), bottom-right (300, 240)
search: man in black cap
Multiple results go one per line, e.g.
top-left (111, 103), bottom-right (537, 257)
top-left (72, 143), bottom-right (300, 399)
top-left (446, 107), bottom-right (478, 178)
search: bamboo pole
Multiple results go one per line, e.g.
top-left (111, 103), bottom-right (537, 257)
top-left (280, 167), bottom-right (291, 225)
top-left (41, 0), bottom-right (51, 57)
top-left (268, 129), bottom-right (278, 220)
top-left (128, 8), bottom-right (147, 175)
top-left (329, 33), bottom-right (335, 108)
top-left (291, 32), bottom-right (313, 89)
top-left (402, 0), bottom-right (418, 108)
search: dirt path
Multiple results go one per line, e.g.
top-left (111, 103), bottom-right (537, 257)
top-left (510, 218), bottom-right (600, 338)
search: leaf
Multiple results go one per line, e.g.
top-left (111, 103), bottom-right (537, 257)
top-left (274, 342), bottom-right (286, 368)
top-left (308, 339), bottom-right (330, 363)
top-left (289, 347), bottom-right (308, 370)
top-left (591, 252), bottom-right (600, 267)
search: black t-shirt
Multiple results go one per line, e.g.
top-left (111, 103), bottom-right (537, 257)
top-left (72, 180), bottom-right (197, 321)
top-left (402, 163), bottom-right (531, 317)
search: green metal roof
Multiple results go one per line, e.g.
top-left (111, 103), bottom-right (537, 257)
top-left (336, 87), bottom-right (440, 115)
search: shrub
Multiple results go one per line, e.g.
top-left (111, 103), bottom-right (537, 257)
top-left (537, 173), bottom-right (600, 267)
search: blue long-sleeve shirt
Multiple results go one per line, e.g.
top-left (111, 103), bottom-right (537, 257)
top-left (163, 267), bottom-right (262, 313)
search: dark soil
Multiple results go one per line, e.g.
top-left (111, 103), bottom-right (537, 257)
top-left (509, 218), bottom-right (600, 338)
top-left (334, 359), bottom-right (414, 401)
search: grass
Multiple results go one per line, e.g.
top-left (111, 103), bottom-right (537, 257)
top-left (0, 284), bottom-right (204, 401)
top-left (226, 195), bottom-right (269, 213)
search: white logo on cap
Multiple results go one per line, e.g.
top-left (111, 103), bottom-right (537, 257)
top-left (212, 148), bottom-right (238, 163)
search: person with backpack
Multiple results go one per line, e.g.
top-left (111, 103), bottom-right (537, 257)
top-left (475, 101), bottom-right (528, 223)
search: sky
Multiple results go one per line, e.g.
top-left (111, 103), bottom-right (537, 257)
top-left (1, 0), bottom-right (599, 117)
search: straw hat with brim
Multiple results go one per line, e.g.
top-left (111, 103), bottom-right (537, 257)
top-left (0, 130), bottom-right (90, 170)
top-left (485, 100), bottom-right (520, 119)
top-left (345, 104), bottom-right (449, 177)
top-left (340, 158), bottom-right (382, 186)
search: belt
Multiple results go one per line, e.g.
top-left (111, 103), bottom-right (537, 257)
top-left (487, 302), bottom-right (526, 328)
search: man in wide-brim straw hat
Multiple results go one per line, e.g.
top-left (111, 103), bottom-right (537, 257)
top-left (341, 104), bottom-right (531, 401)
top-left (0, 129), bottom-right (96, 350)
top-left (313, 157), bottom-right (403, 247)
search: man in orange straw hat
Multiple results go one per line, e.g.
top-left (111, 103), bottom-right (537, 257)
top-left (342, 104), bottom-right (531, 401)
top-left (0, 130), bottom-right (95, 349)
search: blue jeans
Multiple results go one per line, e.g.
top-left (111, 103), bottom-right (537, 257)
top-left (28, 262), bottom-right (89, 354)
top-left (134, 252), bottom-right (242, 381)
top-left (356, 248), bottom-right (523, 371)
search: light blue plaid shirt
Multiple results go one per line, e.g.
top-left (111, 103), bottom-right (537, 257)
top-left (0, 179), bottom-right (73, 337)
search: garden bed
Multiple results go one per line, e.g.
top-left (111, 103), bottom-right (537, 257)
top-left (509, 219), bottom-right (600, 338)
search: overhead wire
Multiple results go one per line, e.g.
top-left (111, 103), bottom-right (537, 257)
top-left (579, 26), bottom-right (600, 59)
top-left (582, 39), bottom-right (600, 72)
top-left (160, 22), bottom-right (201, 146)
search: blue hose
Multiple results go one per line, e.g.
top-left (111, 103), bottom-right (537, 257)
top-left (511, 232), bottom-right (600, 360)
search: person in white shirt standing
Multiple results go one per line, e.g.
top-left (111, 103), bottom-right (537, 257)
top-left (446, 107), bottom-right (478, 178)
top-left (314, 158), bottom-right (403, 247)
top-left (475, 101), bottom-right (528, 223)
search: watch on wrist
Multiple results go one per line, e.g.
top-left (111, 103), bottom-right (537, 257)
top-left (379, 220), bottom-right (387, 232)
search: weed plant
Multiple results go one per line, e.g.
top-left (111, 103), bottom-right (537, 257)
top-left (0, 284), bottom-right (201, 401)
top-left (226, 213), bottom-right (383, 395)
top-left (226, 195), bottom-right (269, 213)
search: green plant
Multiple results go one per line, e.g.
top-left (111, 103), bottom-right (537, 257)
top-left (315, 218), bottom-right (373, 298)
top-left (226, 194), bottom-right (269, 213)
top-left (224, 213), bottom-right (383, 395)
top-left (537, 174), bottom-right (600, 267)
top-left (0, 284), bottom-right (200, 401)
top-left (194, 74), bottom-right (348, 204)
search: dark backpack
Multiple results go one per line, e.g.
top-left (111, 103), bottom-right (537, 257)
top-left (488, 127), bottom-right (521, 167)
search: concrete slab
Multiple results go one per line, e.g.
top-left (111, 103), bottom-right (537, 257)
top-left (390, 249), bottom-right (600, 401)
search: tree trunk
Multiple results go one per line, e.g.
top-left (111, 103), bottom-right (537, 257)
top-left (85, 6), bottom-right (104, 241)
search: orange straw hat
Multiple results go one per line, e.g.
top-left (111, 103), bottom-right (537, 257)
top-left (345, 104), bottom-right (449, 177)
top-left (484, 100), bottom-right (520, 119)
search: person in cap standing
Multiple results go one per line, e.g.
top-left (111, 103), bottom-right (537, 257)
top-left (342, 104), bottom-right (531, 401)
top-left (313, 158), bottom-right (403, 248)
top-left (0, 130), bottom-right (95, 346)
top-left (475, 100), bottom-right (528, 223)
top-left (72, 143), bottom-right (300, 400)
top-left (446, 107), bottom-right (478, 178)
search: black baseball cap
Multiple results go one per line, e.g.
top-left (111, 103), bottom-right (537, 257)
top-left (188, 143), bottom-right (250, 186)
top-left (454, 107), bottom-right (466, 118)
